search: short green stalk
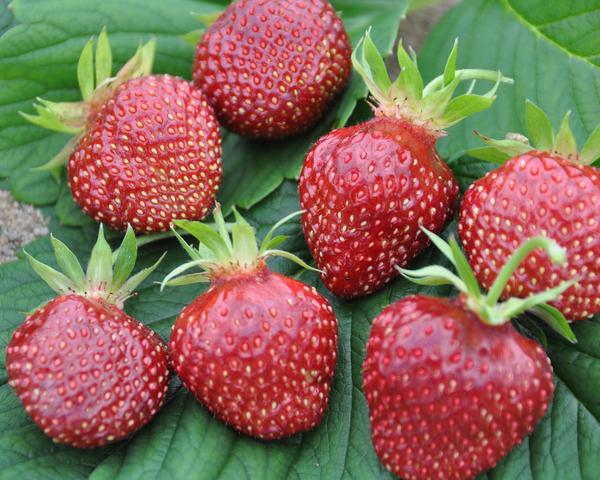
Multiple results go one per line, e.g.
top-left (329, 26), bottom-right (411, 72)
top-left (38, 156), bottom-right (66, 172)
top-left (398, 228), bottom-right (576, 342)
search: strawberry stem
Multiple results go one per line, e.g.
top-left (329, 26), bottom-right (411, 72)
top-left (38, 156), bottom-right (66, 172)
top-left (399, 228), bottom-right (577, 342)
top-left (485, 237), bottom-right (567, 306)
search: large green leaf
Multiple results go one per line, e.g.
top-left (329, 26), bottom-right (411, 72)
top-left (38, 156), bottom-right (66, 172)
top-left (0, 0), bottom-right (408, 220)
top-left (419, 0), bottom-right (600, 161)
top-left (2, 0), bottom-right (600, 479)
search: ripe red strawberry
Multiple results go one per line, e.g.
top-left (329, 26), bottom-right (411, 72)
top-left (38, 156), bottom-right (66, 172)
top-left (299, 33), bottom-right (512, 299)
top-left (6, 226), bottom-right (169, 448)
top-left (459, 101), bottom-right (600, 320)
top-left (23, 30), bottom-right (222, 232)
top-left (192, 0), bottom-right (352, 139)
top-left (163, 206), bottom-right (338, 439)
top-left (363, 229), bottom-right (575, 480)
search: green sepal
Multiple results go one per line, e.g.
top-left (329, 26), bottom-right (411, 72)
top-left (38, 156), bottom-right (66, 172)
top-left (174, 219), bottom-right (231, 262)
top-left (24, 251), bottom-right (77, 294)
top-left (192, 10), bottom-right (222, 28)
top-left (25, 223), bottom-right (163, 308)
top-left (497, 280), bottom-right (575, 326)
top-left (397, 265), bottom-right (466, 290)
top-left (182, 29), bottom-right (205, 45)
top-left (400, 228), bottom-right (577, 342)
top-left (259, 210), bottom-right (303, 254)
top-left (31, 135), bottom-right (82, 174)
top-left (111, 253), bottom-right (165, 304)
top-left (443, 39), bottom-right (458, 85)
top-left (448, 236), bottom-right (481, 300)
top-left (112, 225), bottom-right (137, 290)
top-left (529, 303), bottom-right (577, 344)
top-left (95, 27), bottom-right (113, 86)
top-left (525, 100), bottom-right (554, 151)
top-left (86, 225), bottom-right (114, 291)
top-left (163, 207), bottom-right (320, 288)
top-left (580, 124), bottom-right (600, 166)
top-left (473, 100), bottom-right (600, 167)
top-left (485, 236), bottom-right (567, 306)
top-left (352, 30), bottom-right (512, 134)
top-left (554, 111), bottom-right (578, 160)
top-left (77, 38), bottom-right (95, 100)
top-left (467, 146), bottom-right (512, 164)
top-left (50, 235), bottom-right (86, 291)
top-left (262, 249), bottom-right (322, 273)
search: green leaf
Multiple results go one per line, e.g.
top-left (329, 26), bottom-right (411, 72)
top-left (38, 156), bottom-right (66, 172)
top-left (525, 99), bottom-right (554, 151)
top-left (419, 0), bottom-right (600, 160)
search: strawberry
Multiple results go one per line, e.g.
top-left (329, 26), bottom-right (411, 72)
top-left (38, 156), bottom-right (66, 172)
top-left (299, 33), bottom-right (512, 299)
top-left (459, 101), bottom-right (600, 320)
top-left (192, 0), bottom-right (352, 139)
top-left (6, 226), bottom-right (169, 448)
top-left (363, 229), bottom-right (576, 480)
top-left (23, 30), bottom-right (222, 233)
top-left (162, 206), bottom-right (338, 439)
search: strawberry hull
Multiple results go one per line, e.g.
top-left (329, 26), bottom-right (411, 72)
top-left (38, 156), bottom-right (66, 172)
top-left (300, 117), bottom-right (459, 299)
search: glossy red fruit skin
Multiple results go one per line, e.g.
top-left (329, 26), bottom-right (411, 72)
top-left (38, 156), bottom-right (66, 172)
top-left (170, 266), bottom-right (338, 439)
top-left (458, 151), bottom-right (600, 320)
top-left (299, 117), bottom-right (459, 299)
top-left (193, 0), bottom-right (352, 139)
top-left (69, 74), bottom-right (222, 233)
top-left (6, 294), bottom-right (170, 448)
top-left (363, 295), bottom-right (554, 480)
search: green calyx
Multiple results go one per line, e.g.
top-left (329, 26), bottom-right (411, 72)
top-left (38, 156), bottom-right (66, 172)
top-left (398, 228), bottom-right (577, 343)
top-left (470, 100), bottom-right (600, 166)
top-left (352, 30), bottom-right (513, 136)
top-left (21, 28), bottom-right (156, 173)
top-left (160, 204), bottom-right (319, 289)
top-left (25, 225), bottom-right (164, 309)
top-left (182, 9), bottom-right (223, 45)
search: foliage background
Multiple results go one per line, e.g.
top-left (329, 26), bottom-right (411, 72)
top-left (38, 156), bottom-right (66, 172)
top-left (0, 0), bottom-right (599, 478)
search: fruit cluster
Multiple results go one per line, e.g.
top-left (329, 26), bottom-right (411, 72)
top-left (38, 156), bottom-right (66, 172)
top-left (6, 1), bottom-right (600, 479)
